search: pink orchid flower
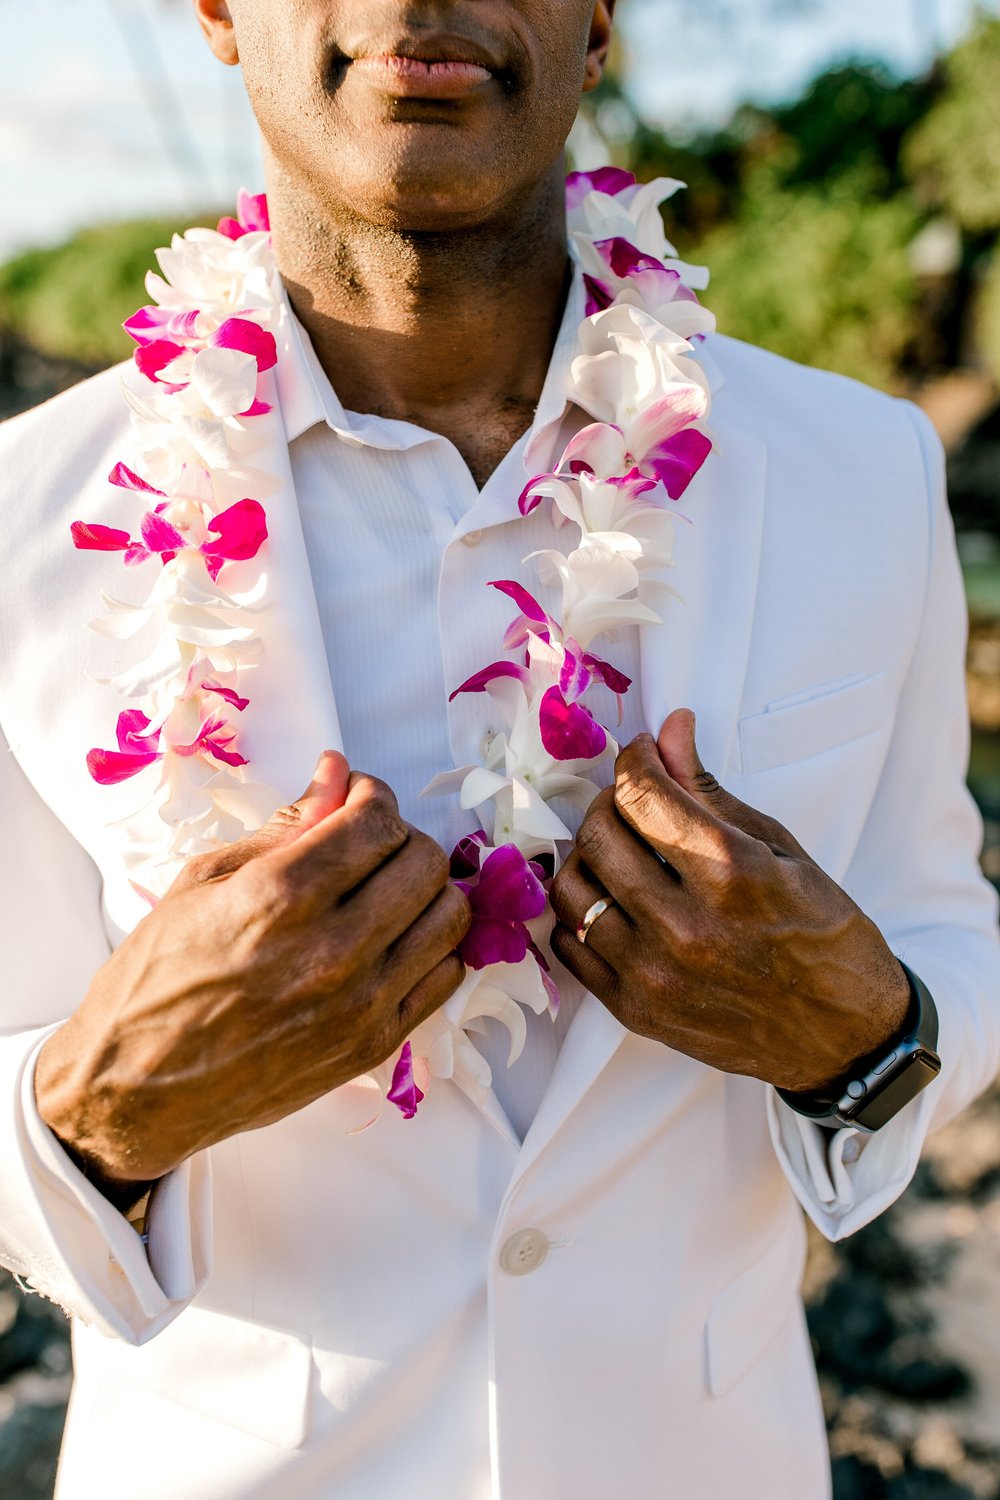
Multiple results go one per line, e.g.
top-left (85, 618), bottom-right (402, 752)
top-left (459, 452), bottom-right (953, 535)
top-left (127, 316), bottom-right (277, 406)
top-left (71, 496), bottom-right (268, 582)
top-left (386, 1041), bottom-right (425, 1120)
top-left (217, 189), bottom-right (271, 241)
top-left (557, 406), bottom-right (711, 503)
top-left (455, 844), bottom-right (547, 970)
top-left (86, 708), bottom-right (248, 787)
top-left (565, 167), bottom-right (636, 211)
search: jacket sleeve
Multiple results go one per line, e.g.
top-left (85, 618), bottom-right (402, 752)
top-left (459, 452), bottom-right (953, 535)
top-left (767, 402), bottom-right (1000, 1239)
top-left (0, 728), bottom-right (212, 1343)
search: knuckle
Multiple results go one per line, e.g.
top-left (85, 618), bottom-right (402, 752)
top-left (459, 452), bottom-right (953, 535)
top-left (615, 766), bottom-right (661, 827)
top-left (414, 833), bottom-right (450, 891)
top-left (267, 801), bottom-right (305, 832)
top-left (690, 768), bottom-right (721, 799)
top-left (548, 868), bottom-right (575, 923)
top-left (442, 884), bottom-right (472, 945)
top-left (575, 812), bottom-right (612, 870)
top-left (240, 860), bottom-right (299, 921)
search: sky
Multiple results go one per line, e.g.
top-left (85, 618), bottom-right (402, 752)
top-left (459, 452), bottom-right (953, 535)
top-left (1, 0), bottom-right (999, 261)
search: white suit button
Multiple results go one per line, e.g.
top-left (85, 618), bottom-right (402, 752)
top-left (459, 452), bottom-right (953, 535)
top-left (500, 1228), bottom-right (549, 1275)
top-left (461, 529), bottom-right (483, 547)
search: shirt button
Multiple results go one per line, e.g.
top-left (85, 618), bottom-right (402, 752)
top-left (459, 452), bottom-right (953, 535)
top-left (462, 529), bottom-right (483, 547)
top-left (499, 1228), bottom-right (549, 1276)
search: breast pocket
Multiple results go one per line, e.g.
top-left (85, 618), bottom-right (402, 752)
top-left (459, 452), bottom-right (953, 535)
top-left (738, 672), bottom-right (891, 777)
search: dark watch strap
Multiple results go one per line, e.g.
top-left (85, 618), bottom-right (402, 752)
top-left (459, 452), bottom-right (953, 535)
top-left (776, 963), bottom-right (941, 1134)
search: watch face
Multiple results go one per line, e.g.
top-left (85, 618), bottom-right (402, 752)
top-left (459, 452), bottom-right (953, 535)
top-left (849, 1050), bottom-right (942, 1132)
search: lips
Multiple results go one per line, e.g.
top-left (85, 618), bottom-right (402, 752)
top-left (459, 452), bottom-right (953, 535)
top-left (351, 54), bottom-right (493, 98)
top-left (330, 32), bottom-right (505, 100)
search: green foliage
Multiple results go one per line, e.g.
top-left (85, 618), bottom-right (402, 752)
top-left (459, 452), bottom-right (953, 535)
top-left (904, 14), bottom-right (1000, 233)
top-left (699, 169), bottom-right (922, 389)
top-left (0, 214), bottom-right (213, 368)
top-left (769, 63), bottom-right (932, 194)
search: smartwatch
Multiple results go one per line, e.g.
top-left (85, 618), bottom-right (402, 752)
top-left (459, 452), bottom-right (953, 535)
top-left (776, 963), bottom-right (941, 1134)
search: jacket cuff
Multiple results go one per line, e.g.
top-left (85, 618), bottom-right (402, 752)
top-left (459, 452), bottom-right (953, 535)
top-left (0, 1025), bottom-right (212, 1344)
top-left (766, 953), bottom-right (969, 1241)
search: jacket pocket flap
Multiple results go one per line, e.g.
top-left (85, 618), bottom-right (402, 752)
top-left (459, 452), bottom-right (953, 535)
top-left (105, 1305), bottom-right (312, 1449)
top-left (738, 672), bottom-right (889, 776)
top-left (705, 1222), bottom-right (806, 1397)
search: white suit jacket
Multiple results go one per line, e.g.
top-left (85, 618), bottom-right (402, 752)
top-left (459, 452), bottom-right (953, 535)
top-left (0, 333), bottom-right (997, 1500)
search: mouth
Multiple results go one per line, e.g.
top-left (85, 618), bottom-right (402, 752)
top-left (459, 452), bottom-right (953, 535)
top-left (329, 34), bottom-right (505, 101)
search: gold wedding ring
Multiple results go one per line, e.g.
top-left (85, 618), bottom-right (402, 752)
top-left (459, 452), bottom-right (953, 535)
top-left (576, 896), bottom-right (615, 945)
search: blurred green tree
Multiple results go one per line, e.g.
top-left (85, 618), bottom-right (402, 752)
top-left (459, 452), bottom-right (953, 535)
top-left (904, 14), bottom-right (1000, 233)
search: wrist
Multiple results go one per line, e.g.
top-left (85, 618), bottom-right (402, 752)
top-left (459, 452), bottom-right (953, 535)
top-left (34, 1026), bottom-right (160, 1212)
top-left (778, 963), bottom-right (941, 1133)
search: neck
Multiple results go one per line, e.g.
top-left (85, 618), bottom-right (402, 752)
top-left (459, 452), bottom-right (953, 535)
top-left (268, 167), bottom-right (572, 486)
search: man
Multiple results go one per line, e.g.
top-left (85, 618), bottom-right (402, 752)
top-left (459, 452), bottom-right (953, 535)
top-left (0, 2), bottom-right (997, 1496)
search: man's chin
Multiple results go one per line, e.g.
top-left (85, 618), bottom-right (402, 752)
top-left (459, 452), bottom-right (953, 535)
top-left (329, 149), bottom-right (518, 234)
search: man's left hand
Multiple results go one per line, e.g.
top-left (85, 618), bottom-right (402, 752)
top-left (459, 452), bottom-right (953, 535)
top-left (550, 709), bottom-right (911, 1095)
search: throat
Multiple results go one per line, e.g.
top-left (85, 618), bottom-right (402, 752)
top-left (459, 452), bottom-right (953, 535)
top-left (370, 395), bottom-right (542, 490)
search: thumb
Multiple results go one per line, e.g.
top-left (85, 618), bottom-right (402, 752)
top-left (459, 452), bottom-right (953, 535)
top-left (172, 750), bottom-right (351, 888)
top-left (656, 709), bottom-right (805, 856)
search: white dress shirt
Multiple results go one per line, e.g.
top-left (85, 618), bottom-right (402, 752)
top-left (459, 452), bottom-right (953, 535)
top-left (279, 278), bottom-right (647, 1139)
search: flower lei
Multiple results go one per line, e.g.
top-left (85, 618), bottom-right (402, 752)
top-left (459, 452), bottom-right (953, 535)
top-left (72, 168), bottom-right (716, 1124)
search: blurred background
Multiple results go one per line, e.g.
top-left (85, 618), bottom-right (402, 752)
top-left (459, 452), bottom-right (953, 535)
top-left (3, 1), bottom-right (1000, 1496)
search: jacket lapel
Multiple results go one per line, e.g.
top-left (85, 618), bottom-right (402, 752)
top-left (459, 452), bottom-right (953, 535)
top-left (514, 392), bottom-right (768, 1168)
top-left (231, 365), bottom-right (345, 803)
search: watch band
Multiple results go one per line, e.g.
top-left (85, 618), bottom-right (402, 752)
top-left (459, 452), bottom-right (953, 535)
top-left (776, 963), bottom-right (941, 1134)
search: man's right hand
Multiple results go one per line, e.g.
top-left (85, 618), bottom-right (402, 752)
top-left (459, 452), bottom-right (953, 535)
top-left (34, 751), bottom-right (470, 1199)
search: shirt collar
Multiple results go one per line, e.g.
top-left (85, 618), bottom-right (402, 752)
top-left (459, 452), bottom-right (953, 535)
top-left (272, 266), bottom-right (587, 456)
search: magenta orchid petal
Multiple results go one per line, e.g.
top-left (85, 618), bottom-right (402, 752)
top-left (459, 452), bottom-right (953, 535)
top-left (216, 216), bottom-right (244, 241)
top-left (488, 579), bottom-right (548, 624)
top-left (539, 686), bottom-right (608, 761)
top-left (489, 580), bottom-right (554, 650)
top-left (458, 915), bottom-right (529, 970)
top-left (140, 512), bottom-right (185, 555)
top-left (582, 653), bottom-right (632, 695)
top-left (583, 274), bottom-right (615, 316)
top-left (237, 189), bottom-right (270, 233)
top-left (70, 521), bottom-right (131, 553)
top-left (123, 306), bottom-right (174, 345)
top-left (211, 318), bottom-right (278, 373)
top-left (124, 543), bottom-right (151, 567)
top-left (473, 845), bottom-right (547, 923)
top-left (237, 397), bottom-right (274, 418)
top-left (86, 747), bottom-right (161, 785)
top-left (201, 499), bottom-right (268, 564)
top-left (517, 475), bottom-right (549, 517)
top-left (201, 681), bottom-right (250, 712)
top-left (449, 832), bottom-right (487, 879)
top-left (449, 660), bottom-right (530, 702)
top-left (134, 340), bottom-right (186, 383)
top-left (644, 428), bottom-right (713, 500)
top-left (386, 1041), bottom-right (424, 1121)
top-left (108, 462), bottom-right (164, 497)
top-left (594, 236), bottom-right (665, 279)
top-left (526, 940), bottom-right (561, 1015)
top-left (116, 709), bottom-right (160, 754)
top-left (565, 167), bottom-right (636, 208)
top-left (204, 741), bottom-right (249, 768)
top-left (607, 468), bottom-right (659, 501)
